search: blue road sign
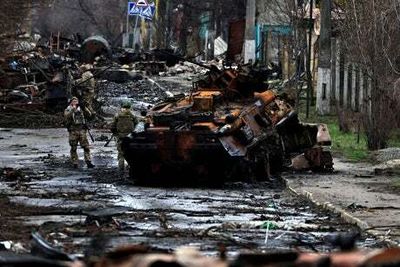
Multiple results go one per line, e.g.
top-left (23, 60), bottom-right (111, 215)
top-left (141, 5), bottom-right (156, 20)
top-left (128, 2), bottom-right (141, 15)
top-left (128, 1), bottom-right (156, 20)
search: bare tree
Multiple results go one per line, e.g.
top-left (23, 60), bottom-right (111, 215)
top-left (0, 0), bottom-right (49, 56)
top-left (34, 0), bottom-right (126, 44)
top-left (337, 1), bottom-right (400, 149)
top-left (258, 0), bottom-right (309, 107)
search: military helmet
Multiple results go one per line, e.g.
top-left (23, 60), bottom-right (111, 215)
top-left (71, 96), bottom-right (79, 102)
top-left (121, 100), bottom-right (132, 109)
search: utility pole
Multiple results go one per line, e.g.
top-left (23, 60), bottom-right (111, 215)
top-left (125, 0), bottom-right (130, 47)
top-left (126, 0), bottom-right (131, 34)
top-left (316, 0), bottom-right (332, 115)
top-left (165, 0), bottom-right (170, 49)
top-left (244, 0), bottom-right (256, 64)
top-left (306, 0), bottom-right (313, 119)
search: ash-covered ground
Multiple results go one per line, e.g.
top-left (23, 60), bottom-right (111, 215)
top-left (0, 128), bottom-right (384, 256)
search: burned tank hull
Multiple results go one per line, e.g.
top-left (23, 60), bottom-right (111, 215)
top-left (122, 67), bottom-right (333, 185)
top-left (122, 129), bottom-right (250, 185)
top-left (122, 129), bottom-right (287, 185)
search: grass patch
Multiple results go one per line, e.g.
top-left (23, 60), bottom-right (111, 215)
top-left (327, 122), bottom-right (369, 161)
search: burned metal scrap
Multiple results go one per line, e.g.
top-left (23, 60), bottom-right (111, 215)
top-left (0, 34), bottom-right (78, 112)
top-left (122, 64), bottom-right (333, 184)
top-left (0, 33), bottom-right (116, 115)
top-left (118, 49), bottom-right (183, 75)
top-left (7, 232), bottom-right (400, 267)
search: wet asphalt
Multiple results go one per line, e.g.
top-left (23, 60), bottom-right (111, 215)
top-left (0, 128), bottom-right (383, 256)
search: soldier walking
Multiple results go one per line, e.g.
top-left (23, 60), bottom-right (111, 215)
top-left (73, 64), bottom-right (96, 117)
top-left (64, 97), bottom-right (95, 169)
top-left (111, 101), bottom-right (138, 171)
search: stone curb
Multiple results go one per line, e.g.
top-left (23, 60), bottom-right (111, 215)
top-left (282, 177), bottom-right (399, 248)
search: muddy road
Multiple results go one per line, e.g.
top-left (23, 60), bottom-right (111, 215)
top-left (0, 128), bottom-right (382, 256)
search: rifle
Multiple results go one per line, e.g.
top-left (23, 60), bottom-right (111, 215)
top-left (104, 133), bottom-right (115, 147)
top-left (79, 104), bottom-right (94, 142)
top-left (84, 123), bottom-right (95, 143)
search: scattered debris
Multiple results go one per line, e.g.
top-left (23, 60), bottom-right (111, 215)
top-left (1, 167), bottom-right (25, 181)
top-left (100, 68), bottom-right (142, 83)
top-left (0, 231), bottom-right (397, 267)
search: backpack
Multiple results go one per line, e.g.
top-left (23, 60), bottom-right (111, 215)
top-left (116, 112), bottom-right (135, 136)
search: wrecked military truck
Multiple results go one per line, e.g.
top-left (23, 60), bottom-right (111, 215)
top-left (122, 65), bottom-right (333, 184)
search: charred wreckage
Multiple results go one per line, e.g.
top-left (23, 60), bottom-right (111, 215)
top-left (0, 32), bottom-right (333, 183)
top-left (0, 34), bottom-right (174, 113)
top-left (11, 232), bottom-right (400, 267)
top-left (122, 64), bottom-right (333, 184)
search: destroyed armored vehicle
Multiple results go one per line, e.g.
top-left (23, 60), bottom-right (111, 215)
top-left (122, 66), bottom-right (333, 185)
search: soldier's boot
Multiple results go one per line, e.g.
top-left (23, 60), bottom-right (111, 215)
top-left (83, 146), bottom-right (94, 168)
top-left (86, 161), bottom-right (95, 168)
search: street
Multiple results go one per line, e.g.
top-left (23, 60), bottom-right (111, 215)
top-left (1, 0), bottom-right (400, 265)
top-left (0, 128), bottom-right (381, 255)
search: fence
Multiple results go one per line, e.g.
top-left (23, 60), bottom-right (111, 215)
top-left (330, 38), bottom-right (371, 113)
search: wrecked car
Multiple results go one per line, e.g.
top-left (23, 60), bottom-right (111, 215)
top-left (122, 65), bottom-right (333, 185)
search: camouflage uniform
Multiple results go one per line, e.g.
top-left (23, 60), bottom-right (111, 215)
top-left (74, 69), bottom-right (95, 116)
top-left (111, 107), bottom-right (138, 170)
top-left (64, 104), bottom-right (92, 166)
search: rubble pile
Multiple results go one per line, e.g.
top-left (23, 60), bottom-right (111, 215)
top-left (2, 231), bottom-right (399, 267)
top-left (164, 61), bottom-right (209, 77)
top-left (0, 35), bottom-right (78, 127)
top-left (0, 106), bottom-right (64, 128)
top-left (96, 79), bottom-right (170, 104)
top-left (0, 33), bottom-right (205, 127)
